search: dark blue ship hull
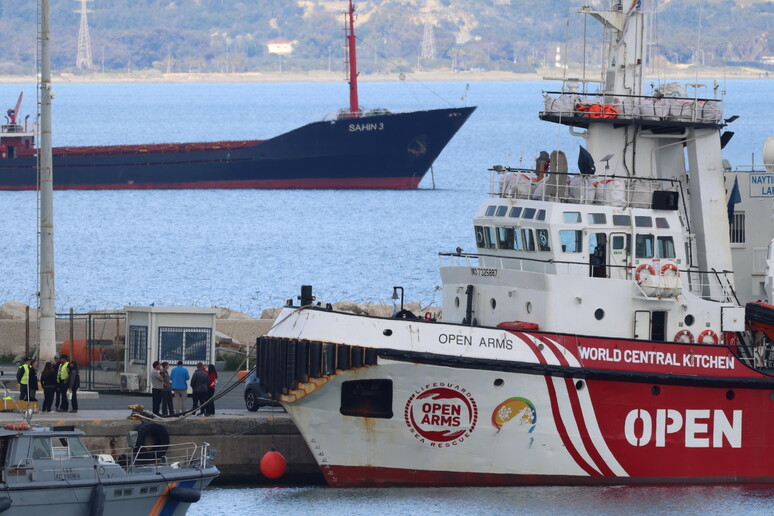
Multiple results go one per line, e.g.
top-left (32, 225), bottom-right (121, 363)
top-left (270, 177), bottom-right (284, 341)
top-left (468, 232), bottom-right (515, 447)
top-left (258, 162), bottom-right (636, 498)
top-left (0, 107), bottom-right (475, 190)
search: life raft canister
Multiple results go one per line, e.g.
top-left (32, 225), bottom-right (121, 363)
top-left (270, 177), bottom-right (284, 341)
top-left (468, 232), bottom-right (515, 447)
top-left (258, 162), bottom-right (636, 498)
top-left (698, 329), bottom-right (719, 345)
top-left (674, 329), bottom-right (694, 343)
top-left (635, 263), bottom-right (656, 284)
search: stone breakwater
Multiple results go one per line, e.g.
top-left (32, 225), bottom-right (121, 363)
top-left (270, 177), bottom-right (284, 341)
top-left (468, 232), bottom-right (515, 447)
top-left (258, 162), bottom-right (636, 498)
top-left (0, 300), bottom-right (442, 358)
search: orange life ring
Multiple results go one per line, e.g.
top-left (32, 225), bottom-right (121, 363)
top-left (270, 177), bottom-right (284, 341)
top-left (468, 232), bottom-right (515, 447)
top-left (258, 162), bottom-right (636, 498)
top-left (698, 329), bottom-right (719, 345)
top-left (660, 263), bottom-right (679, 277)
top-left (635, 263), bottom-right (656, 283)
top-left (674, 329), bottom-right (694, 343)
top-left (4, 423), bottom-right (30, 431)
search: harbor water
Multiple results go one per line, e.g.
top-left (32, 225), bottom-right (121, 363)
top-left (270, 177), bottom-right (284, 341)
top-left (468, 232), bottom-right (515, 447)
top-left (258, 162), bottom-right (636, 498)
top-left (190, 484), bottom-right (774, 515)
top-left (1, 79), bottom-right (773, 511)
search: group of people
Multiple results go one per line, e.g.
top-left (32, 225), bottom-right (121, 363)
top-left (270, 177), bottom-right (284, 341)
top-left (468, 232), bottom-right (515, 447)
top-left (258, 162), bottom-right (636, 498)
top-left (17, 354), bottom-right (80, 413)
top-left (150, 360), bottom-right (217, 417)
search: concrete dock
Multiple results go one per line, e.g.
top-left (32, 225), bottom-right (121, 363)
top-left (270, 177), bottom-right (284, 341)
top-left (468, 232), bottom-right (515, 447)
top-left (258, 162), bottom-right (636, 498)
top-left (0, 409), bottom-right (323, 485)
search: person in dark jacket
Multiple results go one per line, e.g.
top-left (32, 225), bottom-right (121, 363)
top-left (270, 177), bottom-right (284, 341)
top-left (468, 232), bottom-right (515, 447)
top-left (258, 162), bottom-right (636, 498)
top-left (28, 360), bottom-right (39, 402)
top-left (40, 362), bottom-right (57, 412)
top-left (190, 362), bottom-right (209, 415)
top-left (205, 364), bottom-right (218, 416)
top-left (67, 361), bottom-right (80, 413)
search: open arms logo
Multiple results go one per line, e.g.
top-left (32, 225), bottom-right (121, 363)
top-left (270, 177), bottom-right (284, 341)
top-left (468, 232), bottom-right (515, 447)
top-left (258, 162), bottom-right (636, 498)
top-left (405, 384), bottom-right (478, 447)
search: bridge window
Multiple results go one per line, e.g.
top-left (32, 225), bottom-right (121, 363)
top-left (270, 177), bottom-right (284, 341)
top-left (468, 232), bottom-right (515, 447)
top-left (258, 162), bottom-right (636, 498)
top-left (495, 206), bottom-right (508, 217)
top-left (635, 234), bottom-right (655, 258)
top-left (509, 207), bottom-right (522, 218)
top-left (560, 230), bottom-right (583, 252)
top-left (563, 211), bottom-right (581, 223)
top-left (613, 214), bottom-right (631, 226)
top-left (537, 229), bottom-right (551, 251)
top-left (656, 217), bottom-right (670, 229)
top-left (537, 209), bottom-right (546, 221)
top-left (513, 228), bottom-right (524, 250)
top-left (484, 227), bottom-right (497, 249)
top-left (523, 208), bottom-right (537, 219)
top-left (522, 229), bottom-right (536, 251)
top-left (589, 213), bottom-right (607, 224)
top-left (635, 216), bottom-right (653, 227)
top-left (497, 227), bottom-right (514, 249)
top-left (656, 236), bottom-right (676, 259)
top-left (485, 205), bottom-right (497, 216)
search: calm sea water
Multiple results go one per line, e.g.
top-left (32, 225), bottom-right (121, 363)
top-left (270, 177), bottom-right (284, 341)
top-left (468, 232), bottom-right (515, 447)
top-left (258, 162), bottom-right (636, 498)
top-left (0, 78), bottom-right (770, 316)
top-left (188, 484), bottom-right (774, 515)
top-left (0, 80), bottom-right (773, 509)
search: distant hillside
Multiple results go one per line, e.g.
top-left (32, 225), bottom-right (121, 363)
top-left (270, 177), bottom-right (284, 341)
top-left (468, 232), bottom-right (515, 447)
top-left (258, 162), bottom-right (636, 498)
top-left (0, 0), bottom-right (771, 75)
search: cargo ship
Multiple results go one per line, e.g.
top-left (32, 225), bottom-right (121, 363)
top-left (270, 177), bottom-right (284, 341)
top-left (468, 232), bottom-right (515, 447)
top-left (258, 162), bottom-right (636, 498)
top-left (253, 2), bottom-right (774, 487)
top-left (0, 1), bottom-right (474, 191)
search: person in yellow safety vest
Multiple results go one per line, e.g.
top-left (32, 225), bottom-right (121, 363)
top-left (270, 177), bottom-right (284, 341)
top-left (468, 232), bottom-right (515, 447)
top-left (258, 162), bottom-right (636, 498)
top-left (16, 357), bottom-right (33, 401)
top-left (56, 354), bottom-right (71, 412)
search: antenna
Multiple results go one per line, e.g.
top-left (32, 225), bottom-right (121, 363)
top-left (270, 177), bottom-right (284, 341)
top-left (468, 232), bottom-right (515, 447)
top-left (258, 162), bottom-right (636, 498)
top-left (75, 0), bottom-right (93, 70)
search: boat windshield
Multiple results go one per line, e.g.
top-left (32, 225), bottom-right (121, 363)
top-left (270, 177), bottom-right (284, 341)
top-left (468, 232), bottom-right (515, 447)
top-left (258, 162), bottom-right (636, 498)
top-left (32, 436), bottom-right (91, 459)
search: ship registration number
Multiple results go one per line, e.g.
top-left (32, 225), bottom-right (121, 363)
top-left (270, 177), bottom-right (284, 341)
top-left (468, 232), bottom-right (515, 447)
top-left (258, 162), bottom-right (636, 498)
top-left (471, 267), bottom-right (497, 277)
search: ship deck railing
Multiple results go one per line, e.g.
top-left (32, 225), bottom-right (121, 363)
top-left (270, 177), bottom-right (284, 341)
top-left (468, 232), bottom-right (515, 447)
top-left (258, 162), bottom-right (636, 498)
top-left (488, 168), bottom-right (683, 211)
top-left (439, 252), bottom-right (737, 303)
top-left (98, 440), bottom-right (212, 470)
top-left (540, 90), bottom-right (724, 129)
top-left (0, 122), bottom-right (36, 136)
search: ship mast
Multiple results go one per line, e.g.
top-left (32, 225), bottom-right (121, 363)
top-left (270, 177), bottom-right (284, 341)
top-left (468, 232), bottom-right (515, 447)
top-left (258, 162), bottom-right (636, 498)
top-left (39, 0), bottom-right (56, 361)
top-left (346, 0), bottom-right (359, 117)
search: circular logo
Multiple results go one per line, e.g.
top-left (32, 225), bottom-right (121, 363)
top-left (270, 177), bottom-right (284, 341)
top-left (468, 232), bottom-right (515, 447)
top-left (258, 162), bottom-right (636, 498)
top-left (404, 385), bottom-right (478, 446)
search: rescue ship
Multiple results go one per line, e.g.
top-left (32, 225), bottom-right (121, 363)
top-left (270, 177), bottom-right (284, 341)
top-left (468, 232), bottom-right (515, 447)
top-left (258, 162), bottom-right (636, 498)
top-left (0, 1), bottom-right (474, 191)
top-left (253, 1), bottom-right (774, 486)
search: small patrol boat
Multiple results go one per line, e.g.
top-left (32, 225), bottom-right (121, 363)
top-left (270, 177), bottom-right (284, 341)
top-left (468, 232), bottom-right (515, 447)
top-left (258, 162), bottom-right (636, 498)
top-left (0, 421), bottom-right (217, 515)
top-left (253, 1), bottom-right (774, 486)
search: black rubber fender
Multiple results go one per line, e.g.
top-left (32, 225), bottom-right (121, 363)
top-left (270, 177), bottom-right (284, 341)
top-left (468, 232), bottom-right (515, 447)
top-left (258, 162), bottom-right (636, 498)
top-left (133, 422), bottom-right (170, 462)
top-left (169, 486), bottom-right (201, 504)
top-left (89, 484), bottom-right (105, 516)
top-left (0, 498), bottom-right (11, 513)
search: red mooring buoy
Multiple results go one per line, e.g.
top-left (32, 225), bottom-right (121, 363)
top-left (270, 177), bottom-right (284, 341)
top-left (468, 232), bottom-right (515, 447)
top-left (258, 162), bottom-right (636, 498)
top-left (260, 449), bottom-right (287, 479)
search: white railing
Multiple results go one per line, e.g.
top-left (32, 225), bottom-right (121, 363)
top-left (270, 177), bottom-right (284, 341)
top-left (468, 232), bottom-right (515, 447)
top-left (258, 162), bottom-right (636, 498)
top-left (542, 92), bottom-right (723, 124)
top-left (489, 168), bottom-right (680, 210)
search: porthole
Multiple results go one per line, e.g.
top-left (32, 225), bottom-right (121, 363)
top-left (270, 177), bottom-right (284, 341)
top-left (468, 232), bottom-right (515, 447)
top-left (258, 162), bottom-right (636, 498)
top-left (651, 386), bottom-right (661, 396)
top-left (526, 302), bottom-right (533, 313)
top-left (383, 329), bottom-right (393, 336)
top-left (684, 314), bottom-right (695, 326)
top-left (494, 378), bottom-right (504, 387)
top-left (575, 380), bottom-right (585, 391)
top-left (490, 298), bottom-right (497, 310)
top-left (537, 343), bottom-right (544, 351)
top-left (726, 390), bottom-right (735, 401)
top-left (594, 309), bottom-right (605, 320)
top-left (455, 297), bottom-right (460, 308)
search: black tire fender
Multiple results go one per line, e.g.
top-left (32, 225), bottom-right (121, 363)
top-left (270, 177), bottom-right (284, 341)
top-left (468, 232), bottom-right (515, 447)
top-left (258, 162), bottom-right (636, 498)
top-left (89, 484), bottom-right (105, 516)
top-left (0, 498), bottom-right (11, 513)
top-left (133, 422), bottom-right (170, 462)
top-left (169, 486), bottom-right (201, 504)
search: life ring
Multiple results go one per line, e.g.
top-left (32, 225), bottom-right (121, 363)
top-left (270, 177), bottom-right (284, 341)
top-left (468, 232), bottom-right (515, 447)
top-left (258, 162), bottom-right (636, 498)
top-left (698, 329), bottom-right (719, 345)
top-left (635, 263), bottom-right (656, 283)
top-left (4, 423), bottom-right (30, 431)
top-left (133, 422), bottom-right (170, 463)
top-left (674, 330), bottom-right (694, 343)
top-left (661, 263), bottom-right (679, 277)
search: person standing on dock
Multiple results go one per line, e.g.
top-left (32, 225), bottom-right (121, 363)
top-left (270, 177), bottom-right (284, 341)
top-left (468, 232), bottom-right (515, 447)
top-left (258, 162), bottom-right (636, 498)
top-left (16, 357), bottom-right (33, 401)
top-left (67, 361), bottom-right (80, 413)
top-left (190, 362), bottom-right (209, 415)
top-left (40, 362), bottom-right (57, 412)
top-left (160, 361), bottom-right (173, 416)
top-left (150, 361), bottom-right (164, 416)
top-left (56, 355), bottom-right (70, 412)
top-left (170, 360), bottom-right (190, 416)
top-left (206, 364), bottom-right (218, 416)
